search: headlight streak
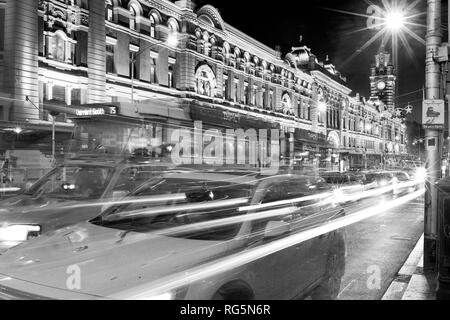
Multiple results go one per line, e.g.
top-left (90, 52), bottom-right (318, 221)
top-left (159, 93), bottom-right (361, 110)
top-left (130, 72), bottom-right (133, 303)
top-left (10, 194), bottom-right (188, 214)
top-left (111, 188), bottom-right (425, 300)
top-left (103, 197), bottom-right (250, 222)
top-left (134, 182), bottom-right (416, 241)
top-left (0, 225), bottom-right (41, 242)
top-left (0, 187), bottom-right (21, 193)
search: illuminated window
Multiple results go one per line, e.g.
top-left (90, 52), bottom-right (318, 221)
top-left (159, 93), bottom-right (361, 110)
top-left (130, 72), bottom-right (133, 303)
top-left (129, 6), bottom-right (137, 30)
top-left (105, 0), bottom-right (113, 21)
top-left (269, 90), bottom-right (274, 109)
top-left (262, 88), bottom-right (266, 108)
top-left (150, 57), bottom-right (157, 83)
top-left (234, 78), bottom-right (239, 102)
top-left (106, 44), bottom-right (115, 73)
top-left (150, 15), bottom-right (156, 38)
top-left (223, 74), bottom-right (228, 99)
top-left (168, 19), bottom-right (178, 32)
top-left (195, 64), bottom-right (216, 98)
top-left (280, 93), bottom-right (293, 115)
top-left (50, 32), bottom-right (66, 62)
top-left (168, 59), bottom-right (175, 88)
top-left (243, 81), bottom-right (249, 105)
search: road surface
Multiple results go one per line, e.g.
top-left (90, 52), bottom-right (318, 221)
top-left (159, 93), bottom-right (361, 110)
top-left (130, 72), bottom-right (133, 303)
top-left (336, 195), bottom-right (424, 300)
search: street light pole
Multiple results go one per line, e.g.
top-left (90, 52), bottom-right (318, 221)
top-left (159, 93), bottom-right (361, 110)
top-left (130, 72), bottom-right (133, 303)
top-left (424, 0), bottom-right (442, 272)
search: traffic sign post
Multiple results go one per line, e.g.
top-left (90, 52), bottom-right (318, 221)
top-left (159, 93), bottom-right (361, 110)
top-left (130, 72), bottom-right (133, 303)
top-left (424, 0), bottom-right (442, 273)
top-left (423, 99), bottom-right (445, 129)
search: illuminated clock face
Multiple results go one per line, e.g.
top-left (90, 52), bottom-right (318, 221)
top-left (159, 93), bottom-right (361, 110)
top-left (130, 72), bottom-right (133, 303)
top-left (377, 81), bottom-right (386, 90)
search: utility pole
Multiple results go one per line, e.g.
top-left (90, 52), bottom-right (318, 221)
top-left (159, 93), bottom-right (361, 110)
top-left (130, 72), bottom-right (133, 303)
top-left (424, 0), bottom-right (442, 272)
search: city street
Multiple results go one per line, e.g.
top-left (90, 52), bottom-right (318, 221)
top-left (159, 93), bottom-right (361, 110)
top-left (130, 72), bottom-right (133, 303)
top-left (0, 0), bottom-right (443, 304)
top-left (337, 196), bottom-right (424, 299)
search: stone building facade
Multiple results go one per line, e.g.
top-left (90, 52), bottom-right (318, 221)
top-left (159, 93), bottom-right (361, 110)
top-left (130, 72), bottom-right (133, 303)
top-left (0, 0), bottom-right (407, 171)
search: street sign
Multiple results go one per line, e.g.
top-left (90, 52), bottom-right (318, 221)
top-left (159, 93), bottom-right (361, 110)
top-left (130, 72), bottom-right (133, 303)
top-left (423, 99), bottom-right (445, 129)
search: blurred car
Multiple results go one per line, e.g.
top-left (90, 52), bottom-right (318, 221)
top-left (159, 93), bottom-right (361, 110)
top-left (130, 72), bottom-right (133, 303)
top-left (320, 172), bottom-right (365, 203)
top-left (363, 172), bottom-right (394, 188)
top-left (0, 154), bottom-right (176, 250)
top-left (0, 171), bottom-right (346, 300)
top-left (391, 171), bottom-right (416, 196)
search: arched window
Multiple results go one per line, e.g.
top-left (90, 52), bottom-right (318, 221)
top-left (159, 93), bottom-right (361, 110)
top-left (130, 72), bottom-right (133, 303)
top-left (168, 19), bottom-right (179, 33)
top-left (105, 0), bottom-right (113, 21)
top-left (150, 15), bottom-right (156, 37)
top-left (129, 6), bottom-right (137, 30)
top-left (195, 64), bottom-right (217, 98)
top-left (50, 31), bottom-right (67, 62)
top-left (280, 93), bottom-right (294, 115)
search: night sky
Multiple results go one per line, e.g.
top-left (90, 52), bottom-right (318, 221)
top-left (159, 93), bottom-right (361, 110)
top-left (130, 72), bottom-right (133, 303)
top-left (192, 0), bottom-right (432, 123)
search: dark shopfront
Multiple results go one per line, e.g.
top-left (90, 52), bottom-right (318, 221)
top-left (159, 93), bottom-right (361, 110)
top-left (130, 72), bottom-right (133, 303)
top-left (66, 101), bottom-right (193, 159)
top-left (189, 101), bottom-right (296, 168)
top-left (293, 128), bottom-right (334, 173)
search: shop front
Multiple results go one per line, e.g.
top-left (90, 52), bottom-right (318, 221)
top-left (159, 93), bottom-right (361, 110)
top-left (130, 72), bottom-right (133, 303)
top-left (294, 128), bottom-right (333, 174)
top-left (188, 101), bottom-right (289, 168)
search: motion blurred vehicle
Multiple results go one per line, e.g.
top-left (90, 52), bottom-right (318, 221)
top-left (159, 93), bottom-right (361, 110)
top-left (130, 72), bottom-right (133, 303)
top-left (0, 154), bottom-right (176, 250)
top-left (320, 172), bottom-right (365, 203)
top-left (391, 171), bottom-right (416, 196)
top-left (0, 171), bottom-right (346, 300)
top-left (363, 172), bottom-right (393, 188)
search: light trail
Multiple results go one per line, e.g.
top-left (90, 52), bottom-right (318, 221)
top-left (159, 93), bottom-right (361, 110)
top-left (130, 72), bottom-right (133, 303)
top-left (110, 188), bottom-right (425, 300)
top-left (104, 197), bottom-right (250, 222)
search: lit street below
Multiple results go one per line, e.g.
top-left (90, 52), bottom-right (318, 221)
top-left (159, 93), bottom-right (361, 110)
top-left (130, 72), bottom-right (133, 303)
top-left (337, 196), bottom-right (424, 300)
top-left (0, 0), bottom-right (445, 305)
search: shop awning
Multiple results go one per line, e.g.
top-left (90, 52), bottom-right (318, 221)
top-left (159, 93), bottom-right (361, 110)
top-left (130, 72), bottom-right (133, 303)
top-left (189, 102), bottom-right (280, 130)
top-left (294, 128), bottom-right (330, 146)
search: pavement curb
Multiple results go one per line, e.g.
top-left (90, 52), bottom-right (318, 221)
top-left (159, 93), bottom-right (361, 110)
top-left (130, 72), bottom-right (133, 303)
top-left (381, 234), bottom-right (425, 300)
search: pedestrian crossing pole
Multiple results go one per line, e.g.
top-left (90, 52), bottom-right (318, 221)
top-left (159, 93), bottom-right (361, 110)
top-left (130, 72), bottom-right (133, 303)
top-left (424, 0), bottom-right (442, 272)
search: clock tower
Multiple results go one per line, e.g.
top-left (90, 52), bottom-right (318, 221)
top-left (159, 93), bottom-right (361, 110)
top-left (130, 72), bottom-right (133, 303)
top-left (369, 45), bottom-right (396, 112)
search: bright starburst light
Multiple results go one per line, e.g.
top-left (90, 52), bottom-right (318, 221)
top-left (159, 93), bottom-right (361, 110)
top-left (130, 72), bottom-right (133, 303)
top-left (323, 0), bottom-right (426, 67)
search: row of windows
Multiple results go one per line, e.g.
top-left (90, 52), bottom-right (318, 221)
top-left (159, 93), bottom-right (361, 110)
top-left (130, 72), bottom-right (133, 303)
top-left (105, 1), bottom-right (178, 36)
top-left (342, 137), bottom-right (377, 150)
top-left (104, 2), bottom-right (313, 98)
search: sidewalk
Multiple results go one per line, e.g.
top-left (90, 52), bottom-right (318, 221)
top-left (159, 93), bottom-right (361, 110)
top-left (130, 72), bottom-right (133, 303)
top-left (382, 234), bottom-right (437, 300)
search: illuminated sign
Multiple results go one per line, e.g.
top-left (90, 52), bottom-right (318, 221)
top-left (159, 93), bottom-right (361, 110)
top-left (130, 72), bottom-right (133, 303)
top-left (422, 99), bottom-right (444, 129)
top-left (75, 106), bottom-right (118, 117)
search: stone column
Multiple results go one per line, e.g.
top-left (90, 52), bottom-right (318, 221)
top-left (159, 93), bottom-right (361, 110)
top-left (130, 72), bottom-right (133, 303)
top-left (87, 0), bottom-right (106, 103)
top-left (4, 0), bottom-right (39, 120)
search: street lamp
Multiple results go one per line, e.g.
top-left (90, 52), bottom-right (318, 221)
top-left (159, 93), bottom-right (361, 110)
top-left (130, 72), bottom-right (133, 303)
top-left (318, 101), bottom-right (327, 112)
top-left (385, 10), bottom-right (405, 32)
top-left (13, 127), bottom-right (22, 134)
top-left (130, 33), bottom-right (180, 104)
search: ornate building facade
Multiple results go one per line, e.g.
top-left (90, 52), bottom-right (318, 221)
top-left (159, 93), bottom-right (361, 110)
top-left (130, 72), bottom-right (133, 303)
top-left (0, 0), bottom-right (407, 171)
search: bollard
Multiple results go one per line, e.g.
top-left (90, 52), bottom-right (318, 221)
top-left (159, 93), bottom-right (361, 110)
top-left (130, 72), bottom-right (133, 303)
top-left (436, 177), bottom-right (450, 299)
